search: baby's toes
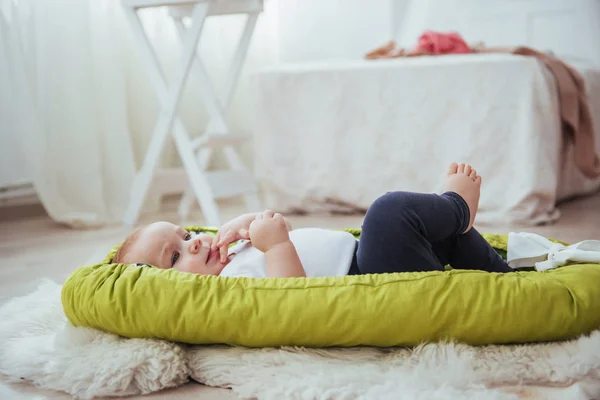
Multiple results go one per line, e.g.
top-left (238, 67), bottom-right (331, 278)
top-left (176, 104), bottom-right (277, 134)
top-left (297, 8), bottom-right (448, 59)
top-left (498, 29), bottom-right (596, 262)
top-left (447, 162), bottom-right (459, 175)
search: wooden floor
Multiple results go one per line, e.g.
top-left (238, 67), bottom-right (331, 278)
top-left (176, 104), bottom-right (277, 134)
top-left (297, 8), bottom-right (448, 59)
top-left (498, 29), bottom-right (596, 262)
top-left (0, 192), bottom-right (599, 399)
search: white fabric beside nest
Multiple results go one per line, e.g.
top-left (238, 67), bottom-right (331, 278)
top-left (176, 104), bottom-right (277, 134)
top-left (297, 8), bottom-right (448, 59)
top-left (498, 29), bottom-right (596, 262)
top-left (1, 281), bottom-right (600, 399)
top-left (508, 232), bottom-right (600, 271)
top-left (252, 54), bottom-right (600, 225)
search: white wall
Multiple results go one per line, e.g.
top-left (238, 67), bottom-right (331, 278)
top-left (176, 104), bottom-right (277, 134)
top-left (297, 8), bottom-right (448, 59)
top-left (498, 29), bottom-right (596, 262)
top-left (273, 0), bottom-right (600, 65)
top-left (275, 0), bottom-right (398, 62)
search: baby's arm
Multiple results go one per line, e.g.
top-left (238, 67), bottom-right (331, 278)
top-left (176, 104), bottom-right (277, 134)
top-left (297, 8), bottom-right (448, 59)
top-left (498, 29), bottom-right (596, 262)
top-left (249, 211), bottom-right (306, 278)
top-left (264, 241), bottom-right (305, 278)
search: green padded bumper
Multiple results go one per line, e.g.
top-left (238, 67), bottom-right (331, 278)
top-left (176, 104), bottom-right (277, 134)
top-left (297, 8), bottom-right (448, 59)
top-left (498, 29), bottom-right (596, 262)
top-left (61, 230), bottom-right (600, 347)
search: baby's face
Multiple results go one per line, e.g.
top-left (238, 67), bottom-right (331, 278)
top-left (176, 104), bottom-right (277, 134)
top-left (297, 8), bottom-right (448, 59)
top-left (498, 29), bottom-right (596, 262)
top-left (126, 222), bottom-right (226, 275)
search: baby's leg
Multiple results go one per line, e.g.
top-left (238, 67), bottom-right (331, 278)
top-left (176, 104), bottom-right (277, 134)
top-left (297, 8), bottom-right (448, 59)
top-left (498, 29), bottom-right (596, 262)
top-left (356, 162), bottom-right (507, 274)
top-left (433, 228), bottom-right (512, 273)
top-left (356, 190), bottom-right (472, 274)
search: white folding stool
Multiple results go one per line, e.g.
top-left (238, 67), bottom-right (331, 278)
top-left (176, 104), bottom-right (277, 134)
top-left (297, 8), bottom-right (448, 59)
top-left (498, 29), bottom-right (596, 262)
top-left (122, 0), bottom-right (263, 227)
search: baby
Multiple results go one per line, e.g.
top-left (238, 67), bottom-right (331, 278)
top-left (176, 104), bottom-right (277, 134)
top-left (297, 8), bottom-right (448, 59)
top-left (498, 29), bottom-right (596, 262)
top-left (113, 163), bottom-right (514, 277)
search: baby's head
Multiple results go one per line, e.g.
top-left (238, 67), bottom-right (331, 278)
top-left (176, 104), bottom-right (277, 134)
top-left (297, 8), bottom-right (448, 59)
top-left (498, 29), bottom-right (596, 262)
top-left (112, 221), bottom-right (226, 275)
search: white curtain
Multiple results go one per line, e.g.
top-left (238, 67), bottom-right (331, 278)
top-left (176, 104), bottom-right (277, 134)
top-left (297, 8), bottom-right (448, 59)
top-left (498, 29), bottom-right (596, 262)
top-left (1, 0), bottom-right (279, 228)
top-left (2, 1), bottom-right (136, 227)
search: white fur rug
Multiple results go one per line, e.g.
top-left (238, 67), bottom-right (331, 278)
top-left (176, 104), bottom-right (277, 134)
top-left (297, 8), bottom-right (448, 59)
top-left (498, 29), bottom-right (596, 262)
top-left (0, 281), bottom-right (189, 398)
top-left (1, 281), bottom-right (600, 399)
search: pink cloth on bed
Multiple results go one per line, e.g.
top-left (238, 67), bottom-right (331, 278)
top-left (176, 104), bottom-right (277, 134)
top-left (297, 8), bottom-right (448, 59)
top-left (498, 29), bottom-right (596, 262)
top-left (416, 31), bottom-right (472, 55)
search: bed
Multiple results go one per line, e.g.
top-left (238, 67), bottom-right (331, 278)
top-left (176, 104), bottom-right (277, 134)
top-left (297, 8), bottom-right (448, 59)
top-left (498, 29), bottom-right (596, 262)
top-left (252, 54), bottom-right (600, 225)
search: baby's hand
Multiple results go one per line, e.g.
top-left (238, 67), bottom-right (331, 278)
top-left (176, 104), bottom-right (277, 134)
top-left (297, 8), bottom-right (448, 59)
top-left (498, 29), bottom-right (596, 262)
top-left (248, 211), bottom-right (290, 253)
top-left (212, 213), bottom-right (257, 263)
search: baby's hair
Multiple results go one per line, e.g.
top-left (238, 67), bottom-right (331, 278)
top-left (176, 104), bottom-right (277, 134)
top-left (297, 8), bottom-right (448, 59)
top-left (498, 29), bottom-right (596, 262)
top-left (112, 227), bottom-right (145, 264)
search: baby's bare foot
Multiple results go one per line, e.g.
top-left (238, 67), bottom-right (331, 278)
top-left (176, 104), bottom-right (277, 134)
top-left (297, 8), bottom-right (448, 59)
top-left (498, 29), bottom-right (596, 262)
top-left (443, 162), bottom-right (482, 233)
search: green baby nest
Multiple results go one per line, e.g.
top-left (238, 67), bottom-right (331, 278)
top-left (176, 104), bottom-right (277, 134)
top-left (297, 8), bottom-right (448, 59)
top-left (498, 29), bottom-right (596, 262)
top-left (61, 229), bottom-right (600, 348)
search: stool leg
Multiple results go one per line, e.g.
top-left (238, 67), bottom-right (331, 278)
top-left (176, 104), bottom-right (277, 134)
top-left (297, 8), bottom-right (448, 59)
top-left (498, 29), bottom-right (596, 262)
top-left (172, 128), bottom-right (221, 227)
top-left (122, 4), bottom-right (208, 225)
top-left (175, 14), bottom-right (262, 221)
top-left (222, 13), bottom-right (262, 213)
top-left (172, 18), bottom-right (226, 221)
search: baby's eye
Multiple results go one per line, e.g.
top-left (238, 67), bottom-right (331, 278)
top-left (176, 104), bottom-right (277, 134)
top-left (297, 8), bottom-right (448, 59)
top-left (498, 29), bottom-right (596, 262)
top-left (184, 233), bottom-right (191, 241)
top-left (171, 251), bottom-right (180, 267)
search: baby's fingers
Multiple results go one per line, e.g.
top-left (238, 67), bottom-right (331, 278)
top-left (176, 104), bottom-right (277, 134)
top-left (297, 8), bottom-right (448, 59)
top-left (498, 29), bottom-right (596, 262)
top-left (212, 232), bottom-right (222, 251)
top-left (219, 244), bottom-right (228, 263)
top-left (239, 228), bottom-right (250, 238)
top-left (216, 230), bottom-right (234, 262)
top-left (217, 230), bottom-right (234, 247)
top-left (263, 209), bottom-right (275, 219)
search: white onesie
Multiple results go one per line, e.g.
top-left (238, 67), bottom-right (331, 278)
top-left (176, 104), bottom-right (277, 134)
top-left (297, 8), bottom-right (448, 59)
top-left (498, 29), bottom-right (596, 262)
top-left (219, 228), bottom-right (358, 278)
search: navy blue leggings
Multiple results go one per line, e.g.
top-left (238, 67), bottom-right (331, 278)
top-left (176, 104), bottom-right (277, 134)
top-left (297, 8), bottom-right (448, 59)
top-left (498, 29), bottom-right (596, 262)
top-left (353, 191), bottom-right (512, 274)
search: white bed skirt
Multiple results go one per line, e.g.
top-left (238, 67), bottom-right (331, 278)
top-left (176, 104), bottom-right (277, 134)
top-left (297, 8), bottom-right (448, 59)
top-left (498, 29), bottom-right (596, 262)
top-left (252, 54), bottom-right (600, 225)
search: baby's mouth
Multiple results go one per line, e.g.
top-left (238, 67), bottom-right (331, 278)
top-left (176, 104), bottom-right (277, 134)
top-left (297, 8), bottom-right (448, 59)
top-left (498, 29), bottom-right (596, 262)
top-left (206, 247), bottom-right (218, 262)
